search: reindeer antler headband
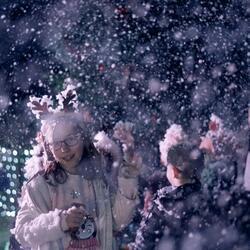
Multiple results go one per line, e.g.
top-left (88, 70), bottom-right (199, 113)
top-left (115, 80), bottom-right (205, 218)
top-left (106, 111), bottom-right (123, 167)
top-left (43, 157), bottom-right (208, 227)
top-left (27, 83), bottom-right (79, 121)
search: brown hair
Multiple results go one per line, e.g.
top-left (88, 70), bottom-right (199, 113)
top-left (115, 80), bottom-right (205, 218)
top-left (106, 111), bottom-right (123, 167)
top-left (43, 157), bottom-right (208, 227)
top-left (167, 143), bottom-right (204, 179)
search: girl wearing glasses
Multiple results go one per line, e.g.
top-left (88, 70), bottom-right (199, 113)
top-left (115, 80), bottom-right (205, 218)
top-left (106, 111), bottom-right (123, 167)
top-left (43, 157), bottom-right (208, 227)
top-left (12, 86), bottom-right (140, 250)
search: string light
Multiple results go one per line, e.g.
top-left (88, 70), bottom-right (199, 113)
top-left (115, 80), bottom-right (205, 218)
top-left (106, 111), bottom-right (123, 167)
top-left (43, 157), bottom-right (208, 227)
top-left (0, 147), bottom-right (31, 217)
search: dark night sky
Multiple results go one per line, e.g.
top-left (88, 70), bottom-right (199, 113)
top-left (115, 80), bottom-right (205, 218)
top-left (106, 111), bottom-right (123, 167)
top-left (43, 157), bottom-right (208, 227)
top-left (0, 0), bottom-right (249, 150)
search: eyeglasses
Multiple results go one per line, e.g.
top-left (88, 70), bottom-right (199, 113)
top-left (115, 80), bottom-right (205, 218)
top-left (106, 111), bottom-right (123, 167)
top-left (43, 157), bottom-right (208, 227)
top-left (48, 133), bottom-right (82, 151)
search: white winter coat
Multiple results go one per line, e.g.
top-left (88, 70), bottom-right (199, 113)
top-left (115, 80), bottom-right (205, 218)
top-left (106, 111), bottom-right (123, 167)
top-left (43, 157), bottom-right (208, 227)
top-left (13, 171), bottom-right (138, 250)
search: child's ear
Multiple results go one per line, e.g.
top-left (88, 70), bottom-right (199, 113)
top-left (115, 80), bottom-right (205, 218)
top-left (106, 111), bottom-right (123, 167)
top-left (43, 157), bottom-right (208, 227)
top-left (172, 166), bottom-right (181, 179)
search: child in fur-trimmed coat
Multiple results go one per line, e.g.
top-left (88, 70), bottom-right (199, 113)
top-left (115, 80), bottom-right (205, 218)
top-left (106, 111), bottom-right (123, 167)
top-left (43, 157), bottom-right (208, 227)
top-left (129, 143), bottom-right (206, 250)
top-left (11, 86), bottom-right (141, 250)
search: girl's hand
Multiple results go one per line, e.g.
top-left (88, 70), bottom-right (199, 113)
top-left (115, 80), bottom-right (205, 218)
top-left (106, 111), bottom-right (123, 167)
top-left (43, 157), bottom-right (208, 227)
top-left (120, 152), bottom-right (142, 178)
top-left (199, 136), bottom-right (215, 154)
top-left (93, 131), bottom-right (122, 162)
top-left (113, 121), bottom-right (134, 149)
top-left (65, 206), bottom-right (85, 230)
top-left (113, 121), bottom-right (142, 178)
top-left (113, 121), bottom-right (135, 162)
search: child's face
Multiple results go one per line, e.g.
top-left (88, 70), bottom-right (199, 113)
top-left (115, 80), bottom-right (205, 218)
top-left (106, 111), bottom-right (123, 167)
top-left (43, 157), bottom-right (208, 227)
top-left (166, 164), bottom-right (174, 185)
top-left (47, 122), bottom-right (84, 172)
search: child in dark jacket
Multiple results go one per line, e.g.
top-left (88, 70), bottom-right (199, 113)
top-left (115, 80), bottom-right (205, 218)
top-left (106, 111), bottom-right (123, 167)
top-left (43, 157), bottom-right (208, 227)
top-left (129, 143), bottom-right (205, 250)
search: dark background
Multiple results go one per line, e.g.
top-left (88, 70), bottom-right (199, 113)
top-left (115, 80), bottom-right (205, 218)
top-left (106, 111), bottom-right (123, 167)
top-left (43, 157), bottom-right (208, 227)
top-left (0, 0), bottom-right (249, 150)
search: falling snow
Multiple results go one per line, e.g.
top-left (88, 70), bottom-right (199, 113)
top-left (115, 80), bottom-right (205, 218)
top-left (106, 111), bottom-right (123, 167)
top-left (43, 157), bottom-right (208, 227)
top-left (0, 0), bottom-right (249, 249)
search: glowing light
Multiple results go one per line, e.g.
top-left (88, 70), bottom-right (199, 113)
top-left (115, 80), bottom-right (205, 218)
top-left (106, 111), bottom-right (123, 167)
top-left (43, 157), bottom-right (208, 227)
top-left (0, 146), bottom-right (33, 217)
top-left (7, 211), bottom-right (16, 217)
top-left (0, 146), bottom-right (22, 217)
top-left (24, 149), bottom-right (29, 156)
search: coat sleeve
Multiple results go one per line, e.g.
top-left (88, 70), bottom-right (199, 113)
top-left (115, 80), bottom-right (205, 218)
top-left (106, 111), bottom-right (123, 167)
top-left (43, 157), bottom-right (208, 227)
top-left (112, 176), bottom-right (139, 231)
top-left (129, 205), bottom-right (165, 250)
top-left (111, 155), bottom-right (141, 231)
top-left (13, 175), bottom-right (65, 248)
